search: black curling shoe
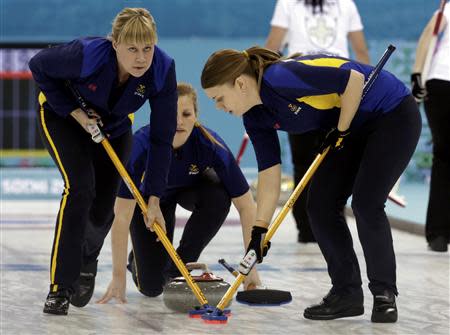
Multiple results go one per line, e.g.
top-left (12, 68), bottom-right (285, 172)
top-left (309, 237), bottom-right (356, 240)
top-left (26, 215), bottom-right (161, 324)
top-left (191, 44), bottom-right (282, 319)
top-left (303, 290), bottom-right (364, 320)
top-left (71, 260), bottom-right (98, 307)
top-left (428, 236), bottom-right (448, 252)
top-left (371, 291), bottom-right (397, 323)
top-left (43, 289), bottom-right (71, 315)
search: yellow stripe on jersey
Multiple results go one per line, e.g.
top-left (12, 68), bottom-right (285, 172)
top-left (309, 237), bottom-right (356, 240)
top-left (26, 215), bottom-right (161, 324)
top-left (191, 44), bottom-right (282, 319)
top-left (128, 113), bottom-right (134, 123)
top-left (297, 57), bottom-right (349, 68)
top-left (38, 91), bottom-right (47, 106)
top-left (39, 92), bottom-right (71, 291)
top-left (297, 94), bottom-right (341, 110)
top-left (295, 57), bottom-right (348, 109)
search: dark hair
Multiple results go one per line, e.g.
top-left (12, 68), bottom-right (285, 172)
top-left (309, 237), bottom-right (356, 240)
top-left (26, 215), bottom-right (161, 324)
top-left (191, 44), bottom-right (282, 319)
top-left (201, 46), bottom-right (281, 90)
top-left (303, 0), bottom-right (325, 14)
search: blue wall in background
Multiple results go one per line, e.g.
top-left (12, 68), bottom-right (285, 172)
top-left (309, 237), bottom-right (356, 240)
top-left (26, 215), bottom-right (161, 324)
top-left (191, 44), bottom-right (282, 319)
top-left (2, 0), bottom-right (436, 42)
top-left (0, 0), bottom-right (437, 179)
top-left (1, 0), bottom-right (440, 225)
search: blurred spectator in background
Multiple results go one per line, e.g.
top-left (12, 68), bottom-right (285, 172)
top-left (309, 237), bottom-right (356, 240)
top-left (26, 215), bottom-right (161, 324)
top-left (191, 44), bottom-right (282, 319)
top-left (265, 0), bottom-right (370, 243)
top-left (411, 1), bottom-right (449, 253)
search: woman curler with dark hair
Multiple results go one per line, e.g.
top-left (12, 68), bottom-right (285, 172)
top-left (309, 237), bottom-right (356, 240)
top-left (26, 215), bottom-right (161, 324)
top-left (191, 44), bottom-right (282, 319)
top-left (201, 46), bottom-right (421, 323)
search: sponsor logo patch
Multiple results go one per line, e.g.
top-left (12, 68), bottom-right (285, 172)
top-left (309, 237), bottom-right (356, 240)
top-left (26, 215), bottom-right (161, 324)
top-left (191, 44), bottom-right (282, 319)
top-left (134, 84), bottom-right (146, 98)
top-left (288, 103), bottom-right (302, 115)
top-left (188, 164), bottom-right (200, 175)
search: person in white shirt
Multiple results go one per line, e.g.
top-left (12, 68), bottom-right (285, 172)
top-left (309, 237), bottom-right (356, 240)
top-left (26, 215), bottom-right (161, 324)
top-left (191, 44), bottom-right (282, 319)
top-left (411, 1), bottom-right (450, 252)
top-left (266, 0), bottom-right (369, 61)
top-left (265, 0), bottom-right (369, 243)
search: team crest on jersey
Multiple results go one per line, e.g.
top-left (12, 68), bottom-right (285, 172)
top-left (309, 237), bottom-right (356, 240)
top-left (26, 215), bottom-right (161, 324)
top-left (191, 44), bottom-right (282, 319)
top-left (134, 84), bottom-right (146, 98)
top-left (305, 16), bottom-right (337, 50)
top-left (288, 103), bottom-right (302, 115)
top-left (188, 164), bottom-right (200, 175)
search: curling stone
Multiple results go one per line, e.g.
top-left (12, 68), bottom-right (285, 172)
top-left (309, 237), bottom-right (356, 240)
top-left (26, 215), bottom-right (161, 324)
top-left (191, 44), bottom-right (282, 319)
top-left (163, 262), bottom-right (231, 313)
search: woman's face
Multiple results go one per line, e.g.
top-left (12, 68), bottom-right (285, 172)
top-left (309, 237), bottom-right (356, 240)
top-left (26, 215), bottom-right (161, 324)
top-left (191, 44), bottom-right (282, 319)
top-left (173, 95), bottom-right (197, 149)
top-left (204, 77), bottom-right (254, 117)
top-left (113, 41), bottom-right (154, 78)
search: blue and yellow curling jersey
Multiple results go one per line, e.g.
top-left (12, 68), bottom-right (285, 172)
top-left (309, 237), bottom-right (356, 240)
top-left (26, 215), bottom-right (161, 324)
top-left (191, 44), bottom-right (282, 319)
top-left (244, 54), bottom-right (411, 171)
top-left (29, 37), bottom-right (177, 197)
top-left (118, 125), bottom-right (249, 201)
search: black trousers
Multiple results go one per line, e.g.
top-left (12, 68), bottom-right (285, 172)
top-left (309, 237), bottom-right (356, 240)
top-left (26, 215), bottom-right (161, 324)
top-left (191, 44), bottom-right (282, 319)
top-left (37, 102), bottom-right (132, 292)
top-left (424, 79), bottom-right (450, 242)
top-left (288, 130), bottom-right (325, 240)
top-left (308, 95), bottom-right (421, 296)
top-left (129, 171), bottom-right (231, 297)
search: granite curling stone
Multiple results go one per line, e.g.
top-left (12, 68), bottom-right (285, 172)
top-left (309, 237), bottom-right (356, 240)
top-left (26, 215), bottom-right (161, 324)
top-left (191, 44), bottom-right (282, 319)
top-left (163, 262), bottom-right (231, 313)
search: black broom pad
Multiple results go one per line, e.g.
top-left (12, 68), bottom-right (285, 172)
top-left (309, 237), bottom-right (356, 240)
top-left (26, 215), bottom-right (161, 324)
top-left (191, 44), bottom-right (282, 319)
top-left (236, 289), bottom-right (292, 306)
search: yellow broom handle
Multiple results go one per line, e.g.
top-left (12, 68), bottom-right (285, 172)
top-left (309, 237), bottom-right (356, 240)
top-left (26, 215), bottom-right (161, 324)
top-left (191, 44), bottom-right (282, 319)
top-left (215, 148), bottom-right (329, 311)
top-left (215, 274), bottom-right (246, 311)
top-left (101, 139), bottom-right (209, 306)
top-left (264, 148), bottom-right (329, 244)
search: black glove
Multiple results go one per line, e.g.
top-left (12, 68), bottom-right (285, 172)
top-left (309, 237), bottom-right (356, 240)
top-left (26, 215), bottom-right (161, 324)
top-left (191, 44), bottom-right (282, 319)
top-left (411, 73), bottom-right (426, 102)
top-left (246, 226), bottom-right (271, 263)
top-left (318, 128), bottom-right (350, 153)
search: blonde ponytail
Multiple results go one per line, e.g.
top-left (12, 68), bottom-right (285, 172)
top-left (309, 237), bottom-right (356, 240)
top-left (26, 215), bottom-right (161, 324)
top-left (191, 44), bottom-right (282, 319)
top-left (194, 122), bottom-right (225, 149)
